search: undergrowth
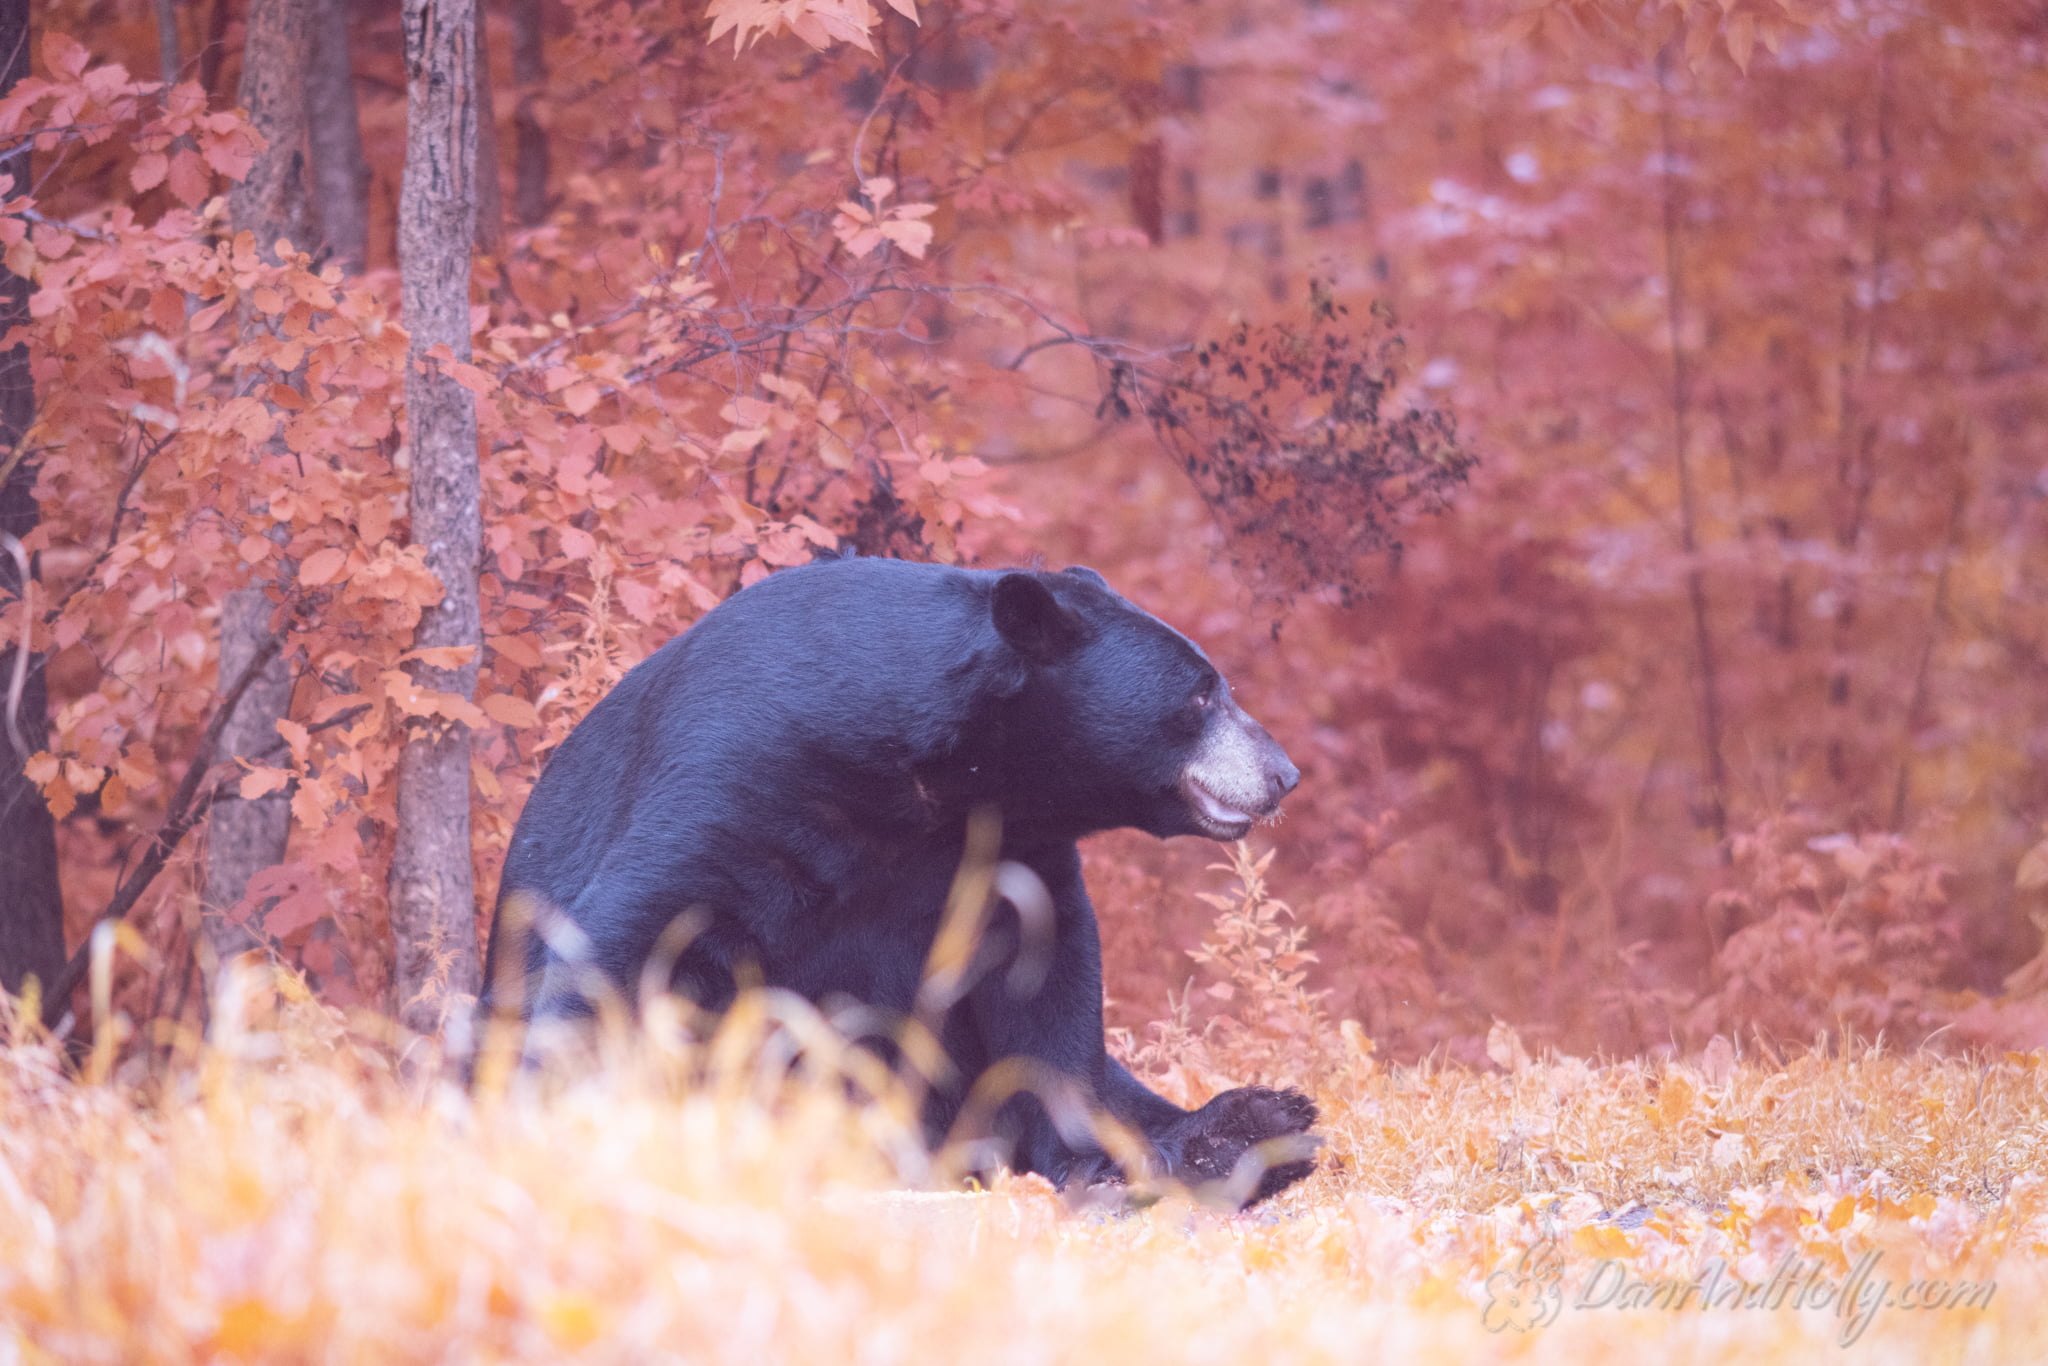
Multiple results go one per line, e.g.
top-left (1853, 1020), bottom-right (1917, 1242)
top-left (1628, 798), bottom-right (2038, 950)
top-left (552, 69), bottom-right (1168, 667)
top-left (2, 847), bottom-right (2044, 1361)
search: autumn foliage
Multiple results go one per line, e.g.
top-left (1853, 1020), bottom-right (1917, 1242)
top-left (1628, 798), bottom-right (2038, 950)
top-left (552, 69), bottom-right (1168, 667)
top-left (6, 0), bottom-right (2047, 1072)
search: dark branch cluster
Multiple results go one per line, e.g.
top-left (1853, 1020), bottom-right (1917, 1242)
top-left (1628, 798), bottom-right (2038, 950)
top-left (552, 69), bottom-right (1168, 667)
top-left (1111, 287), bottom-right (1478, 605)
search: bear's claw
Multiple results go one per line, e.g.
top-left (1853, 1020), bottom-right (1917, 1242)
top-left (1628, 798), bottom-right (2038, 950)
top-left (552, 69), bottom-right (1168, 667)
top-left (1155, 1085), bottom-right (1321, 1207)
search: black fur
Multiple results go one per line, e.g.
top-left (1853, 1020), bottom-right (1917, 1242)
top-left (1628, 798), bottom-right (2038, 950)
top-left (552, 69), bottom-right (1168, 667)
top-left (483, 557), bottom-right (1315, 1204)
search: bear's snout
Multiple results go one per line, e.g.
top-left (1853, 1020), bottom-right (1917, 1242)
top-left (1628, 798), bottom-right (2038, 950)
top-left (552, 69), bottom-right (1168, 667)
top-left (1263, 745), bottom-right (1301, 808)
top-left (1179, 697), bottom-right (1299, 838)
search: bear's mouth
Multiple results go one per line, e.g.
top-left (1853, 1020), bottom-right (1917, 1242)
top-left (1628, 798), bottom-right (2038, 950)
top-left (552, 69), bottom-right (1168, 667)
top-left (1181, 775), bottom-right (1258, 839)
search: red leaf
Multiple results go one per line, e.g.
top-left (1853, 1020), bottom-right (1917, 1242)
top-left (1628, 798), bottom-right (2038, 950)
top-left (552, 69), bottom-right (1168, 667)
top-left (166, 148), bottom-right (211, 206)
top-left (41, 32), bottom-right (90, 79)
top-left (130, 152), bottom-right (169, 193)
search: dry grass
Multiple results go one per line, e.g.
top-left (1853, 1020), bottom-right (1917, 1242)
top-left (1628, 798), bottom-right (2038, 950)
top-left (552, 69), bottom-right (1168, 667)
top-left (1, 963), bottom-right (2044, 1365)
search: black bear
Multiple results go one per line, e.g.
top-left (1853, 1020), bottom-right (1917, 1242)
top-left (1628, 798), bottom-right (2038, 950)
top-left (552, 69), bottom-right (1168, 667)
top-left (483, 556), bottom-right (1317, 1204)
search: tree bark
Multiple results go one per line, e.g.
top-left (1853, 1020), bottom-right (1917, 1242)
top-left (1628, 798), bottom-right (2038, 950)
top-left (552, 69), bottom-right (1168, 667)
top-left (155, 0), bottom-right (182, 82)
top-left (225, 0), bottom-right (311, 257)
top-left (472, 0), bottom-right (502, 251)
top-left (507, 0), bottom-right (548, 226)
top-left (200, 0), bottom-right (231, 99)
top-left (0, 0), bottom-right (67, 1000)
top-left (204, 0), bottom-right (313, 967)
top-left (200, 588), bottom-right (293, 960)
top-left (305, 0), bottom-right (369, 273)
top-left (393, 0), bottom-right (483, 1036)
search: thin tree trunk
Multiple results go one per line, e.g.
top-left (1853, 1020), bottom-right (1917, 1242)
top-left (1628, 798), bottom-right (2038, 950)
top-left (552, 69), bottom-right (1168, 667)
top-left (200, 0), bottom-right (233, 102)
top-left (155, 0), bottom-right (182, 82)
top-left (1656, 48), bottom-right (1729, 848)
top-left (201, 588), bottom-right (293, 960)
top-left (1825, 41), bottom-right (1894, 801)
top-left (473, 0), bottom-right (502, 251)
top-left (0, 0), bottom-right (67, 1001)
top-left (393, 0), bottom-right (483, 1036)
top-left (1890, 476), bottom-right (1966, 829)
top-left (226, 0), bottom-right (311, 256)
top-left (204, 0), bottom-right (313, 967)
top-left (305, 0), bottom-right (369, 273)
top-left (508, 0), bottom-right (547, 225)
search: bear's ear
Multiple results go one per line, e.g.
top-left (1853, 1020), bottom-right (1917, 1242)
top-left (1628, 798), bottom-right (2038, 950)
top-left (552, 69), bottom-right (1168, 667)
top-left (1062, 565), bottom-right (1109, 589)
top-left (992, 572), bottom-right (1084, 662)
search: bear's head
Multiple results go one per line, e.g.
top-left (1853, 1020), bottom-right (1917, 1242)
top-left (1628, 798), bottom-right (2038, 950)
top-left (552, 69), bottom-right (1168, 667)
top-left (988, 567), bottom-right (1300, 842)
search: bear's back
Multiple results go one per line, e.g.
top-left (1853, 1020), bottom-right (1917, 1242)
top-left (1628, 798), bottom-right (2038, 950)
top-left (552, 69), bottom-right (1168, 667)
top-left (500, 557), bottom-right (1011, 909)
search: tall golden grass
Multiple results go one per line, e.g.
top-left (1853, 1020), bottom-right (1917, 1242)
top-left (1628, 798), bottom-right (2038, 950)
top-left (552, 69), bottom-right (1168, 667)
top-left (1, 949), bottom-right (2043, 1364)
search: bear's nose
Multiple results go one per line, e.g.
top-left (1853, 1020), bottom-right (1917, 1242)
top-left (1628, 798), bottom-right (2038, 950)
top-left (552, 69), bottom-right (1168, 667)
top-left (1267, 755), bottom-right (1301, 805)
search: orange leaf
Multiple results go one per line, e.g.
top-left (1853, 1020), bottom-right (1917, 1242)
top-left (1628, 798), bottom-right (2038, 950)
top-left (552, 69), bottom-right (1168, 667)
top-left (214, 1299), bottom-right (287, 1356)
top-left (600, 424), bottom-right (644, 454)
top-left (561, 382), bottom-right (601, 416)
top-left (130, 152), bottom-right (169, 193)
top-left (41, 774), bottom-right (75, 820)
top-left (879, 215), bottom-right (934, 259)
top-left (404, 644), bottom-right (478, 669)
top-left (487, 633), bottom-right (543, 668)
top-left (1572, 1224), bottom-right (1634, 1259)
top-left (616, 577), bottom-right (662, 624)
top-left (1653, 1074), bottom-right (1696, 1130)
top-left (239, 766), bottom-right (291, 800)
top-left (202, 128), bottom-right (258, 180)
top-left (447, 360), bottom-right (496, 399)
top-left (1727, 12), bottom-right (1756, 73)
top-left (480, 693), bottom-right (539, 727)
top-left (297, 546), bottom-right (347, 586)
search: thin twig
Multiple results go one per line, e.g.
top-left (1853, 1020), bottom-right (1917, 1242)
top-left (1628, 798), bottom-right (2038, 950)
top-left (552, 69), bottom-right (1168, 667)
top-left (0, 532), bottom-right (28, 759)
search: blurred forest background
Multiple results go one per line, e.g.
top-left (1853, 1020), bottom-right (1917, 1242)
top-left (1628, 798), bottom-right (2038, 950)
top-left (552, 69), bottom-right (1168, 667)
top-left (6, 0), bottom-right (2048, 1063)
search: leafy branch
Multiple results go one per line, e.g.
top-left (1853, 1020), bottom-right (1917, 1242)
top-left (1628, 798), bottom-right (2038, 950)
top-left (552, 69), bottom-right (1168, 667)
top-left (39, 608), bottom-right (303, 1030)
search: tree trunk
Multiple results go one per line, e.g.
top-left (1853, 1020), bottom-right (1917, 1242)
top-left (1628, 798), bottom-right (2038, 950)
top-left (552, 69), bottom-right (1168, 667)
top-left (204, 0), bottom-right (313, 967)
top-left (472, 0), bottom-right (502, 251)
top-left (155, 0), bottom-right (182, 83)
top-left (508, 0), bottom-right (548, 226)
top-left (392, 0), bottom-right (483, 1037)
top-left (305, 0), bottom-right (369, 273)
top-left (200, 589), bottom-right (293, 961)
top-left (226, 0), bottom-right (312, 255)
top-left (200, 0), bottom-right (232, 98)
top-left (0, 0), bottom-right (67, 1001)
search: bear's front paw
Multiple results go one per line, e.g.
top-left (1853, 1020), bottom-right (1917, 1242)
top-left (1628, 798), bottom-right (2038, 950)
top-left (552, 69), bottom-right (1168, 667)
top-left (1158, 1086), bottom-right (1321, 1208)
top-left (1054, 1148), bottom-right (1125, 1191)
